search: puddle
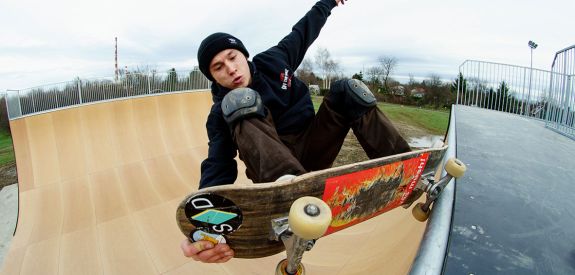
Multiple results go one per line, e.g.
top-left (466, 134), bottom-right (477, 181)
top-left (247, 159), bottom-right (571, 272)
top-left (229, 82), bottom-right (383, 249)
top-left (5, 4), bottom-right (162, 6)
top-left (408, 135), bottom-right (444, 148)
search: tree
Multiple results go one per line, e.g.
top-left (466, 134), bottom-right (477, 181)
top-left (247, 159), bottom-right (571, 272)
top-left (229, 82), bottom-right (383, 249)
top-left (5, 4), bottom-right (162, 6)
top-left (166, 68), bottom-right (178, 91)
top-left (377, 56), bottom-right (398, 93)
top-left (315, 48), bottom-right (340, 89)
top-left (366, 66), bottom-right (383, 92)
top-left (451, 73), bottom-right (467, 105)
top-left (325, 59), bottom-right (340, 87)
top-left (0, 95), bottom-right (10, 132)
top-left (352, 71), bottom-right (364, 81)
top-left (189, 68), bottom-right (208, 89)
top-left (296, 58), bottom-right (323, 88)
top-left (423, 74), bottom-right (451, 108)
top-left (451, 73), bottom-right (467, 94)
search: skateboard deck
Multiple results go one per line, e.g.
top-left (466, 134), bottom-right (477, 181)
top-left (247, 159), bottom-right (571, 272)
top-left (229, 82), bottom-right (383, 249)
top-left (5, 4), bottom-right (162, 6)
top-left (176, 145), bottom-right (448, 258)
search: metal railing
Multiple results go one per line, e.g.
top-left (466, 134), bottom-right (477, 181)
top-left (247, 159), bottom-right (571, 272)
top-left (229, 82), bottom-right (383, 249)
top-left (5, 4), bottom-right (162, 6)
top-left (5, 69), bottom-right (211, 120)
top-left (456, 60), bottom-right (555, 121)
top-left (547, 45), bottom-right (575, 139)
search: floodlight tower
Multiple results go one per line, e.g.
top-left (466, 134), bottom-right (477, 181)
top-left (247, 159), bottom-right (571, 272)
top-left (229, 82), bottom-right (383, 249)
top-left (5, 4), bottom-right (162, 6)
top-left (115, 37), bottom-right (119, 81)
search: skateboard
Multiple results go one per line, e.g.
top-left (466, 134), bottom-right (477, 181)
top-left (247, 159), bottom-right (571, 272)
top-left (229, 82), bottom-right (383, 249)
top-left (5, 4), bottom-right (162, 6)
top-left (176, 145), bottom-right (465, 274)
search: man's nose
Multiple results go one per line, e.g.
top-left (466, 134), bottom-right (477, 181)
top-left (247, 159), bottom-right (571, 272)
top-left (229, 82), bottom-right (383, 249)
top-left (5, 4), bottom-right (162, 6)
top-left (225, 62), bottom-right (236, 75)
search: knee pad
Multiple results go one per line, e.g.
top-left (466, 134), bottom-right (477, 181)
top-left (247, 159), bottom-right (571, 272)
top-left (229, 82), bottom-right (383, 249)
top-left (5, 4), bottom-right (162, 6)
top-left (327, 79), bottom-right (376, 120)
top-left (346, 79), bottom-right (376, 107)
top-left (221, 87), bottom-right (266, 125)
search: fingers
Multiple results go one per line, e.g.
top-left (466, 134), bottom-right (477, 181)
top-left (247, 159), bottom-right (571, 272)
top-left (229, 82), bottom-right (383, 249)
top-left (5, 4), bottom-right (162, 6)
top-left (180, 239), bottom-right (234, 263)
top-left (181, 239), bottom-right (213, 257)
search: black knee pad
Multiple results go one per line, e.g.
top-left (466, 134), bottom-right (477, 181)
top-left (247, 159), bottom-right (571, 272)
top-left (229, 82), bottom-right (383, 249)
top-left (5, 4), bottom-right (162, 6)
top-left (221, 87), bottom-right (266, 126)
top-left (327, 79), bottom-right (376, 120)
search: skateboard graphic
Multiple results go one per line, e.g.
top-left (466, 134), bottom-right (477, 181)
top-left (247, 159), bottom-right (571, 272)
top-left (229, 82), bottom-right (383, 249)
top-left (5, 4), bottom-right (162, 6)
top-left (176, 145), bottom-right (466, 274)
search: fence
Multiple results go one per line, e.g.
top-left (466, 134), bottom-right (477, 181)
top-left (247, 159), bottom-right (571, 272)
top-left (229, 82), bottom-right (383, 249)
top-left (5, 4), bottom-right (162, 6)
top-left (5, 69), bottom-right (211, 120)
top-left (546, 45), bottom-right (575, 139)
top-left (455, 60), bottom-right (556, 121)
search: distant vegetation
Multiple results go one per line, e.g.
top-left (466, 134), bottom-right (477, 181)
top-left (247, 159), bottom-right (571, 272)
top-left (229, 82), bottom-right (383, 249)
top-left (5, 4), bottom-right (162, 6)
top-left (311, 96), bottom-right (449, 135)
top-left (0, 128), bottom-right (14, 166)
top-left (8, 68), bottom-right (209, 118)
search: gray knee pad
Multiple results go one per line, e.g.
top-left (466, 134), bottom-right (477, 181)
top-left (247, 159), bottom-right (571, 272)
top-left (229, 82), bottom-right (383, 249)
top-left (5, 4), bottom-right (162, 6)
top-left (327, 79), bottom-right (377, 121)
top-left (346, 79), bottom-right (376, 107)
top-left (221, 87), bottom-right (265, 125)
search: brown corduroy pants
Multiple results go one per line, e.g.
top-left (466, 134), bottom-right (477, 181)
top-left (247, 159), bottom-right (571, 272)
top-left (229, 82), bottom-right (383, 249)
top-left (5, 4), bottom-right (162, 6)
top-left (231, 97), bottom-right (411, 183)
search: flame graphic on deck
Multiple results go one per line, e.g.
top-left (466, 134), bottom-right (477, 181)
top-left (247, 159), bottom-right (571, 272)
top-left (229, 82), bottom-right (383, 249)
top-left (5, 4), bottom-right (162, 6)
top-left (322, 154), bottom-right (429, 235)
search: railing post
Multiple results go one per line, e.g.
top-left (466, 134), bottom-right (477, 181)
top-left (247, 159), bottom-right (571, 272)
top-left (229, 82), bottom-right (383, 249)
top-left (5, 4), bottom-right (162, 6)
top-left (147, 70), bottom-right (152, 94)
top-left (77, 77), bottom-right (83, 104)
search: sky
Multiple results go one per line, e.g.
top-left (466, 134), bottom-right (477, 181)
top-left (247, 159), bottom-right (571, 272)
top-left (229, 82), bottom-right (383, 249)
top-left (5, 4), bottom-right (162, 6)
top-left (1, 0), bottom-right (574, 91)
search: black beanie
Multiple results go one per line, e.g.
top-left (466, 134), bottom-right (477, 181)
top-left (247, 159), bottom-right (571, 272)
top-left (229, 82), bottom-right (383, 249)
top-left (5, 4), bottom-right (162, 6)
top-left (197, 32), bottom-right (250, 82)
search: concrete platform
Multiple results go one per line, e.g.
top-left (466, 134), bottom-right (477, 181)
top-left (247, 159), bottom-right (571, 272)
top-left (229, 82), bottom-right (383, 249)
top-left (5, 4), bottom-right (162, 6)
top-left (444, 105), bottom-right (575, 274)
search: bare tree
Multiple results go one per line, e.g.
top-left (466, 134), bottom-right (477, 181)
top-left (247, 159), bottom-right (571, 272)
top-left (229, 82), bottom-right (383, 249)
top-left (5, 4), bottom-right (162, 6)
top-left (295, 58), bottom-right (318, 85)
top-left (315, 47), bottom-right (331, 89)
top-left (325, 59), bottom-right (341, 88)
top-left (366, 66), bottom-right (383, 91)
top-left (377, 56), bottom-right (398, 92)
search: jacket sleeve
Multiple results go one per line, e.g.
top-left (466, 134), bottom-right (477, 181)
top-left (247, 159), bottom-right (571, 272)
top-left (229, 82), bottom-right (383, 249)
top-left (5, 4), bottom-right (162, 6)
top-left (199, 104), bottom-right (238, 189)
top-left (272, 0), bottom-right (337, 70)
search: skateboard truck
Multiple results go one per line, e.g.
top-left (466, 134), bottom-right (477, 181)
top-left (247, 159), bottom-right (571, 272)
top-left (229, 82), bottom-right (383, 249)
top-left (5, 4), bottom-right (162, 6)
top-left (412, 158), bottom-right (466, 221)
top-left (271, 197), bottom-right (332, 275)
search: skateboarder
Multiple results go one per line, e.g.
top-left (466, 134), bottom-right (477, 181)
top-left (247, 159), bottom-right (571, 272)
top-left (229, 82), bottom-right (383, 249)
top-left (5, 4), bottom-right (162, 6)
top-left (181, 0), bottom-right (410, 263)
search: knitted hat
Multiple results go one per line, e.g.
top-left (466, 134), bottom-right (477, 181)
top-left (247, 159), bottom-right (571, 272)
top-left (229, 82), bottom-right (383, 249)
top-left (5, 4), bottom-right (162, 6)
top-left (197, 32), bottom-right (250, 81)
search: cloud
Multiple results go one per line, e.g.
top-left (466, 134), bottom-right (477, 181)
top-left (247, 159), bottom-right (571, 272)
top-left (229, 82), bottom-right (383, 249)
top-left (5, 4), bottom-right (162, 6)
top-left (1, 0), bottom-right (573, 90)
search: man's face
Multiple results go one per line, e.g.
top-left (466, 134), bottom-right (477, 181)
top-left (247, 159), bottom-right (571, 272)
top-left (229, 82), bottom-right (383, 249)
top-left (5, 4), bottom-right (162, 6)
top-left (209, 49), bottom-right (251, 89)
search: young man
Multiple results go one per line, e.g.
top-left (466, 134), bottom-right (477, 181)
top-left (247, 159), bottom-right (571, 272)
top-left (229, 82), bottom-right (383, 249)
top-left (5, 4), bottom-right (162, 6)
top-left (181, 0), bottom-right (410, 263)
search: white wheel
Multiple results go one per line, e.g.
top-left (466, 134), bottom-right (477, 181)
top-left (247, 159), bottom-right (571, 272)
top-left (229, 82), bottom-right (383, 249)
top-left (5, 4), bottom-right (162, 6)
top-left (288, 196), bottom-right (332, 240)
top-left (445, 158), bottom-right (467, 178)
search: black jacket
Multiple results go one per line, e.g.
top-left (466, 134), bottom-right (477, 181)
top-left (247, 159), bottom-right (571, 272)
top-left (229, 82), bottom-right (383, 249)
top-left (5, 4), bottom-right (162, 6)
top-left (199, 0), bottom-right (337, 189)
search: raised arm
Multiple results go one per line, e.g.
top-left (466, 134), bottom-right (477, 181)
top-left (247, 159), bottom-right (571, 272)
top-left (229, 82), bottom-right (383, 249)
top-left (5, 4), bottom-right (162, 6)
top-left (270, 0), bottom-right (346, 70)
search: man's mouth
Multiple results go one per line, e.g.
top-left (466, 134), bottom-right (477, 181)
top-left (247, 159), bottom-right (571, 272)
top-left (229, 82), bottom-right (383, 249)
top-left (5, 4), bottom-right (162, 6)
top-left (233, 76), bottom-right (243, 84)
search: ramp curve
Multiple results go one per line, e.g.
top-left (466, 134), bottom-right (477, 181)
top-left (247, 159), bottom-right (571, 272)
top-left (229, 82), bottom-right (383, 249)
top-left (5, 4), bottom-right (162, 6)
top-left (1, 91), bottom-right (427, 275)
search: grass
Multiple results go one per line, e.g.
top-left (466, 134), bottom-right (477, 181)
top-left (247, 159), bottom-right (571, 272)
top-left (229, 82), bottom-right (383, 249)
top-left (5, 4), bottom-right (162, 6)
top-left (377, 102), bottom-right (449, 135)
top-left (0, 128), bottom-right (15, 166)
top-left (311, 96), bottom-right (449, 135)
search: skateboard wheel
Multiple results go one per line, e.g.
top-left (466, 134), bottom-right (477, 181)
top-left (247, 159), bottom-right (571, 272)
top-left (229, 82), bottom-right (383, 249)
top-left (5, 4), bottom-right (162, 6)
top-left (412, 203), bottom-right (430, 222)
top-left (289, 197), bottom-right (332, 240)
top-left (445, 158), bottom-right (467, 178)
top-left (275, 259), bottom-right (305, 275)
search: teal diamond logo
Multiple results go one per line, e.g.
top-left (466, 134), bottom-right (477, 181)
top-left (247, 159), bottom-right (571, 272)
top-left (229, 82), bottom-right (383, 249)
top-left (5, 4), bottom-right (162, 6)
top-left (192, 209), bottom-right (238, 225)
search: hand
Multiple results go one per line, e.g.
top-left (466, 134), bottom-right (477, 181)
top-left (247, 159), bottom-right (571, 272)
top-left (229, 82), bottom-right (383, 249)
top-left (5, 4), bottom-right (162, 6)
top-left (180, 239), bottom-right (235, 263)
top-left (335, 0), bottom-right (346, 5)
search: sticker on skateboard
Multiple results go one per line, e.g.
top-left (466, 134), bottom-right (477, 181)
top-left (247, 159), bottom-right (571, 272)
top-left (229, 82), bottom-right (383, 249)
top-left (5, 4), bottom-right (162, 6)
top-left (191, 230), bottom-right (227, 244)
top-left (184, 193), bottom-right (243, 236)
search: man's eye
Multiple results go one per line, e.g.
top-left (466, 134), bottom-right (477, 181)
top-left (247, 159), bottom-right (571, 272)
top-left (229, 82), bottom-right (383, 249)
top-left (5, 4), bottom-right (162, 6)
top-left (230, 55), bottom-right (236, 60)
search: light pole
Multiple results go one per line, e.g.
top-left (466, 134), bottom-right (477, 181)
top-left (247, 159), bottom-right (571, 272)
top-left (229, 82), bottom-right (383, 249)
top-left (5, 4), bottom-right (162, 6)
top-left (527, 40), bottom-right (538, 116)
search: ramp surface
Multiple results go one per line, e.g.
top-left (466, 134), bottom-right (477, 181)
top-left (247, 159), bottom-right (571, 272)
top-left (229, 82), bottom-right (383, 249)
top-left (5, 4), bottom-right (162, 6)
top-left (0, 91), bottom-right (427, 275)
top-left (444, 106), bottom-right (575, 274)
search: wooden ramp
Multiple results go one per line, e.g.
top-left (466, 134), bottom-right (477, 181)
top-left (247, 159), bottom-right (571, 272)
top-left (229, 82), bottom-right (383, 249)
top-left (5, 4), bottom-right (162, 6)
top-left (1, 91), bottom-right (427, 275)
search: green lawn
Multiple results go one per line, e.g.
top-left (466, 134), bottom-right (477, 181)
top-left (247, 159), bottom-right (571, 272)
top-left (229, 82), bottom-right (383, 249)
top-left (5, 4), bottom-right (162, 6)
top-left (0, 128), bottom-right (15, 166)
top-left (311, 96), bottom-right (449, 135)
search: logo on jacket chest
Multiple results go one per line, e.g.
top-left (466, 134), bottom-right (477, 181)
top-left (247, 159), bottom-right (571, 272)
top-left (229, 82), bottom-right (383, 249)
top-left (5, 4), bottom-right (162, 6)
top-left (279, 68), bottom-right (292, 90)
